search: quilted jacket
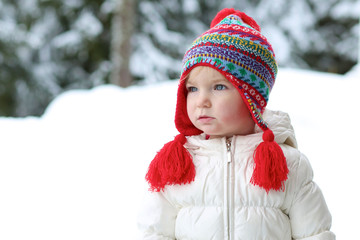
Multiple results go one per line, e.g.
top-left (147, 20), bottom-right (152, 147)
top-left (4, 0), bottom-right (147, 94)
top-left (138, 110), bottom-right (335, 240)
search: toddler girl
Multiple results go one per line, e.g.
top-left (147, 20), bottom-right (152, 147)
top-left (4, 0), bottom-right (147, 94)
top-left (138, 8), bottom-right (335, 240)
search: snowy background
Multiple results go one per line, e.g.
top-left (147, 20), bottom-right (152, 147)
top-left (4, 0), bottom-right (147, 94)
top-left (1, 0), bottom-right (359, 238)
top-left (0, 66), bottom-right (359, 239)
top-left (1, 0), bottom-right (359, 117)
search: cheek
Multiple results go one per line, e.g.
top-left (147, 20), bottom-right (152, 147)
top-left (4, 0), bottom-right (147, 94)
top-left (218, 95), bottom-right (250, 121)
top-left (221, 105), bottom-right (244, 122)
top-left (236, 100), bottom-right (252, 121)
top-left (186, 97), bottom-right (196, 120)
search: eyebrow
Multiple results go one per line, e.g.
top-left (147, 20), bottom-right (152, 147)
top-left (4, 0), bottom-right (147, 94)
top-left (212, 78), bottom-right (229, 84)
top-left (185, 79), bottom-right (195, 85)
top-left (186, 78), bottom-right (229, 85)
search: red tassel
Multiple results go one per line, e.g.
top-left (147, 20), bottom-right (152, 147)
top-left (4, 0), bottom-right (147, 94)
top-left (250, 130), bottom-right (288, 192)
top-left (210, 8), bottom-right (261, 32)
top-left (145, 134), bottom-right (195, 192)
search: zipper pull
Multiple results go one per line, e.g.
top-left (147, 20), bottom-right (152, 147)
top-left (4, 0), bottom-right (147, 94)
top-left (226, 139), bottom-right (232, 163)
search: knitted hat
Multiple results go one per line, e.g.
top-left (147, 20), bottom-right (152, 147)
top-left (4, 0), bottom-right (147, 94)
top-left (146, 8), bottom-right (288, 193)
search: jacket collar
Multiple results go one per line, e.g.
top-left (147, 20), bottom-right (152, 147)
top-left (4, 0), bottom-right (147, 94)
top-left (185, 109), bottom-right (297, 152)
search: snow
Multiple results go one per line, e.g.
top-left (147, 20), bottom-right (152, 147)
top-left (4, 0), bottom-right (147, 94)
top-left (74, 11), bottom-right (103, 38)
top-left (131, 34), bottom-right (182, 83)
top-left (52, 30), bottom-right (82, 50)
top-left (330, 0), bottom-right (360, 18)
top-left (0, 68), bottom-right (359, 239)
top-left (182, 0), bottom-right (200, 14)
top-left (63, 0), bottom-right (84, 9)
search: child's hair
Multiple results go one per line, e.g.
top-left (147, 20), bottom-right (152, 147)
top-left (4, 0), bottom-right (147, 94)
top-left (146, 8), bottom-right (288, 193)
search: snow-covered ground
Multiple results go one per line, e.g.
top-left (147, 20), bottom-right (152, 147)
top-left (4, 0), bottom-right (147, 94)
top-left (0, 67), bottom-right (359, 239)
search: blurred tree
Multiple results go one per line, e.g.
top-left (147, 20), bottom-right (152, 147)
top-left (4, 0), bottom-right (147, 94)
top-left (0, 0), bottom-right (358, 117)
top-left (0, 0), bottom-right (112, 117)
top-left (131, 0), bottom-right (222, 83)
top-left (240, 0), bottom-right (359, 74)
top-left (111, 0), bottom-right (136, 87)
top-left (132, 0), bottom-right (359, 84)
top-left (261, 0), bottom-right (359, 74)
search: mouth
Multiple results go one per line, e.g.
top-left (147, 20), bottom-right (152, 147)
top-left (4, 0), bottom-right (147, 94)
top-left (197, 115), bottom-right (215, 123)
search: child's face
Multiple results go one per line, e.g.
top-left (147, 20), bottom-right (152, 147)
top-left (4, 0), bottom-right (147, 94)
top-left (186, 66), bottom-right (255, 138)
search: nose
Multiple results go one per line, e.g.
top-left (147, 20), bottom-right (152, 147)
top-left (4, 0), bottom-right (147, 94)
top-left (197, 91), bottom-right (211, 108)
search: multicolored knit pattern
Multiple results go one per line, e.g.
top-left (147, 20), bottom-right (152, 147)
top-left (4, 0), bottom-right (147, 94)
top-left (179, 13), bottom-right (277, 130)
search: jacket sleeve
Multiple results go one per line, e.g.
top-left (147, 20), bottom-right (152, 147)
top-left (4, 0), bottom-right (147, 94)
top-left (137, 190), bottom-right (178, 240)
top-left (289, 154), bottom-right (336, 240)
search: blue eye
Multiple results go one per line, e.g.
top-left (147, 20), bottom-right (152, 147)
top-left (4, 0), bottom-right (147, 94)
top-left (215, 84), bottom-right (227, 90)
top-left (187, 86), bottom-right (198, 92)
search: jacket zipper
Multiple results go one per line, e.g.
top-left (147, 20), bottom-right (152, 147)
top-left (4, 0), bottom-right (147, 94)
top-left (225, 139), bottom-right (233, 240)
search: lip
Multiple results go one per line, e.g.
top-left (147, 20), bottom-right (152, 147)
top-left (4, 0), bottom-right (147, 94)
top-left (197, 115), bottom-right (215, 123)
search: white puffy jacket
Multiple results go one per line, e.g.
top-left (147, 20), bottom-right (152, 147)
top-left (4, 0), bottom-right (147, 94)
top-left (138, 110), bottom-right (335, 240)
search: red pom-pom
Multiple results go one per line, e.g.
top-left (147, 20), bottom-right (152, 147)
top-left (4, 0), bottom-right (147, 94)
top-left (250, 129), bottom-right (288, 192)
top-left (237, 12), bottom-right (261, 32)
top-left (262, 129), bottom-right (275, 142)
top-left (210, 8), bottom-right (237, 28)
top-left (210, 8), bottom-right (261, 32)
top-left (145, 134), bottom-right (195, 192)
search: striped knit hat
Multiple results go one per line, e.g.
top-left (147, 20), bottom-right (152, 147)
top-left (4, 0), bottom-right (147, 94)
top-left (146, 9), bottom-right (288, 193)
top-left (176, 8), bottom-right (277, 135)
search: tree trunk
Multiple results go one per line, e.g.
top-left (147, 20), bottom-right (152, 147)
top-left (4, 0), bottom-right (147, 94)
top-left (358, 14), bottom-right (360, 65)
top-left (111, 0), bottom-right (136, 87)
